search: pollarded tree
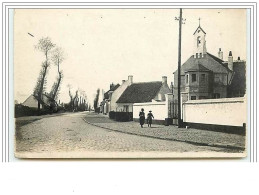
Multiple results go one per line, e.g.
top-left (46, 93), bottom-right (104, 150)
top-left (67, 84), bottom-right (79, 112)
top-left (34, 37), bottom-right (55, 112)
top-left (50, 47), bottom-right (65, 101)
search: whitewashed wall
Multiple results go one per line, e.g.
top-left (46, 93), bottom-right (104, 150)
top-left (183, 97), bottom-right (246, 127)
top-left (133, 94), bottom-right (173, 120)
top-left (110, 77), bottom-right (132, 112)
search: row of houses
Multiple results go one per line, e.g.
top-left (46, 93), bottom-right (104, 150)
top-left (99, 23), bottom-right (246, 127)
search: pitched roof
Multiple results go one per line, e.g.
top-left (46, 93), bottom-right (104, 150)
top-left (186, 62), bottom-right (211, 72)
top-left (22, 94), bottom-right (53, 108)
top-left (174, 52), bottom-right (231, 75)
top-left (206, 52), bottom-right (224, 64)
top-left (193, 25), bottom-right (206, 35)
top-left (116, 82), bottom-right (162, 103)
top-left (22, 94), bottom-right (38, 108)
top-left (206, 52), bottom-right (232, 72)
top-left (104, 84), bottom-right (120, 99)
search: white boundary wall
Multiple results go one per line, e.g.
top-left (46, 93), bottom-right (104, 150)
top-left (183, 97), bottom-right (246, 127)
top-left (133, 94), bottom-right (173, 120)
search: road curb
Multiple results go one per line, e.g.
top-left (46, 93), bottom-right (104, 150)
top-left (83, 119), bottom-right (245, 151)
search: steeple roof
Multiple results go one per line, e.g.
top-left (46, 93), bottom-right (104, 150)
top-left (193, 25), bottom-right (206, 35)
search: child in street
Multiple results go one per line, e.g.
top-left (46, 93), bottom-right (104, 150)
top-left (147, 110), bottom-right (154, 127)
top-left (139, 108), bottom-right (145, 128)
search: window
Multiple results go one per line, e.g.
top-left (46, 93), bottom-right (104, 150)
top-left (196, 53), bottom-right (198, 58)
top-left (123, 105), bottom-right (129, 112)
top-left (186, 75), bottom-right (189, 84)
top-left (192, 74), bottom-right (197, 82)
top-left (197, 36), bottom-right (201, 47)
top-left (199, 96), bottom-right (206, 99)
top-left (201, 74), bottom-right (206, 82)
top-left (200, 53), bottom-right (202, 58)
top-left (191, 96), bottom-right (196, 100)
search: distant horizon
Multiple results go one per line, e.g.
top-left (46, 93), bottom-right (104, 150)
top-left (14, 9), bottom-right (247, 105)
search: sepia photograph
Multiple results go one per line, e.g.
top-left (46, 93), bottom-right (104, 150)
top-left (14, 8), bottom-right (247, 158)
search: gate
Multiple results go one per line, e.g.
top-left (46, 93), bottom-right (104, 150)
top-left (169, 100), bottom-right (178, 125)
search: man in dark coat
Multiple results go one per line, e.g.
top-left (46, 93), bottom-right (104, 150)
top-left (139, 108), bottom-right (145, 128)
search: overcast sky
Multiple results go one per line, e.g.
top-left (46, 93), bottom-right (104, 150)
top-left (14, 9), bottom-right (247, 105)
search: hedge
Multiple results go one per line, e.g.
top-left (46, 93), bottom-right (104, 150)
top-left (15, 104), bottom-right (52, 118)
top-left (109, 111), bottom-right (133, 122)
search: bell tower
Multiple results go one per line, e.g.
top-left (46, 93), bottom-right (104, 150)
top-left (193, 18), bottom-right (207, 58)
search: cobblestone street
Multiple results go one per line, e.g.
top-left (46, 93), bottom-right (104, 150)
top-left (15, 112), bottom-right (245, 158)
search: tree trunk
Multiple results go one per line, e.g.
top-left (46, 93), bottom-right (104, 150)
top-left (38, 61), bottom-right (48, 112)
top-left (38, 100), bottom-right (41, 115)
top-left (53, 73), bottom-right (62, 100)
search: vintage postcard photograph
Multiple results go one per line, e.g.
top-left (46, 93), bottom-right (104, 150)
top-left (14, 8), bottom-right (247, 158)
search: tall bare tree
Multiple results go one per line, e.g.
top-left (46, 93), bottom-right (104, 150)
top-left (34, 37), bottom-right (55, 112)
top-left (67, 84), bottom-right (79, 111)
top-left (50, 47), bottom-right (65, 101)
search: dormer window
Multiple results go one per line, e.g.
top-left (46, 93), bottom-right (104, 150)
top-left (197, 36), bottom-right (201, 47)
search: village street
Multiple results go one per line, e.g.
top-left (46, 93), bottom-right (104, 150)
top-left (15, 112), bottom-right (245, 158)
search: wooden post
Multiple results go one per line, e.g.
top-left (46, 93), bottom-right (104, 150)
top-left (177, 8), bottom-right (183, 128)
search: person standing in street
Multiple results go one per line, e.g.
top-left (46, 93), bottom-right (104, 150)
top-left (139, 108), bottom-right (145, 128)
top-left (147, 110), bottom-right (154, 127)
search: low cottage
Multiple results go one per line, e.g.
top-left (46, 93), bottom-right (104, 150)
top-left (100, 83), bottom-right (120, 115)
top-left (109, 75), bottom-right (134, 112)
top-left (114, 76), bottom-right (172, 123)
top-left (22, 93), bottom-right (55, 109)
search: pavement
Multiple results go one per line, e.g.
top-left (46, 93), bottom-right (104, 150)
top-left (83, 113), bottom-right (246, 151)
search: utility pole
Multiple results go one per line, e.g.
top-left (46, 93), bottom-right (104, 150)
top-left (175, 8), bottom-right (185, 128)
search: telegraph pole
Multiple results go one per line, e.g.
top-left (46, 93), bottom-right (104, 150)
top-left (175, 8), bottom-right (185, 128)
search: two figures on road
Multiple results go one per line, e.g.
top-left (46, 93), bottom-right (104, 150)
top-left (139, 108), bottom-right (154, 128)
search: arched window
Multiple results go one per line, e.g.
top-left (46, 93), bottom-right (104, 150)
top-left (197, 36), bottom-right (201, 47)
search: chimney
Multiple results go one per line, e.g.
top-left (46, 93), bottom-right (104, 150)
top-left (162, 76), bottom-right (167, 85)
top-left (122, 80), bottom-right (125, 84)
top-left (228, 51), bottom-right (233, 71)
top-left (218, 48), bottom-right (223, 60)
top-left (128, 75), bottom-right (133, 85)
top-left (110, 83), bottom-right (114, 90)
top-left (237, 56), bottom-right (241, 61)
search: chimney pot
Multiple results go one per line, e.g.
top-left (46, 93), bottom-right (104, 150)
top-left (218, 48), bottom-right (223, 60)
top-left (228, 51), bottom-right (233, 71)
top-left (128, 75), bottom-right (133, 85)
top-left (162, 76), bottom-right (167, 85)
top-left (238, 56), bottom-right (241, 60)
